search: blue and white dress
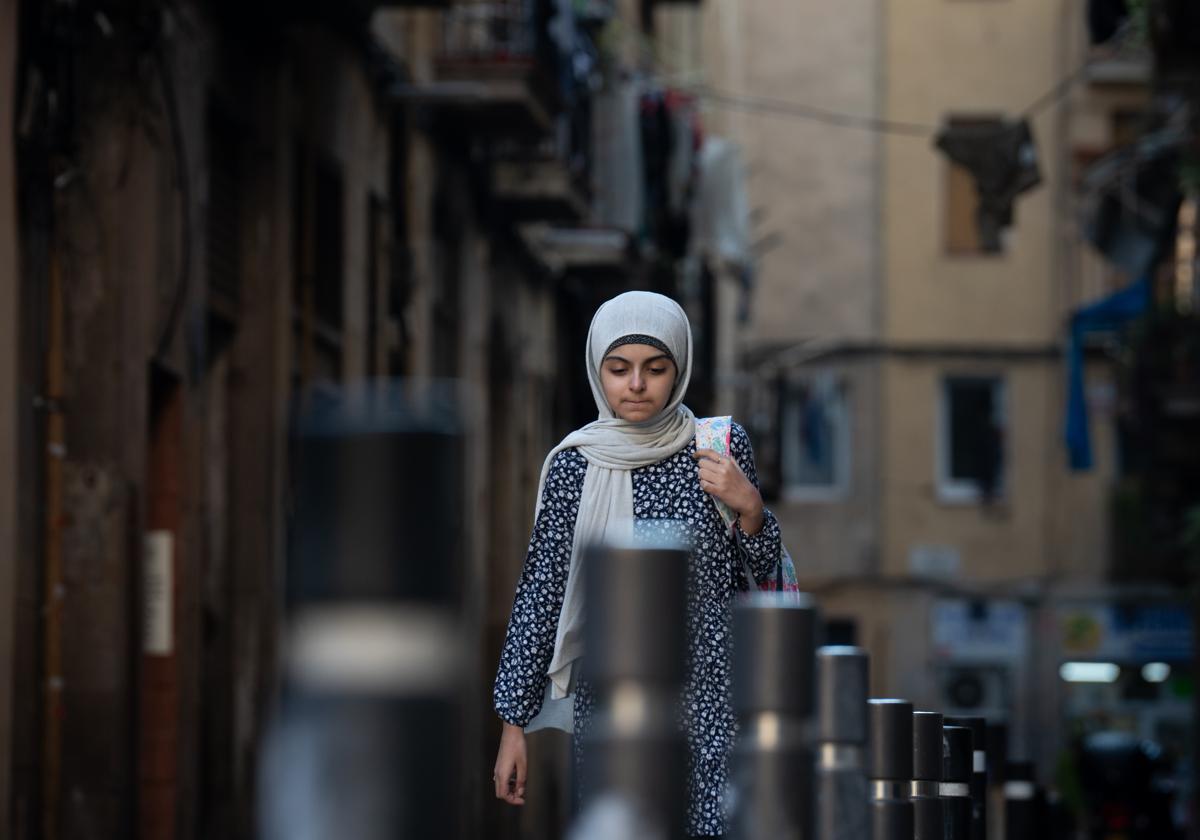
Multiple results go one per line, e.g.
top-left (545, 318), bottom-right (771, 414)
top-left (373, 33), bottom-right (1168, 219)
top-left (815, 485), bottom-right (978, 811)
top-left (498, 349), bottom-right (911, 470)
top-left (493, 422), bottom-right (782, 836)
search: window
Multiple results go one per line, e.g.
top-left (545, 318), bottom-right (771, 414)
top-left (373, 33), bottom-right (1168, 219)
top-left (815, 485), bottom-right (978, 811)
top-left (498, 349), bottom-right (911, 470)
top-left (779, 373), bottom-right (850, 501)
top-left (943, 116), bottom-right (1005, 256)
top-left (292, 142), bottom-right (345, 384)
top-left (938, 376), bottom-right (1006, 503)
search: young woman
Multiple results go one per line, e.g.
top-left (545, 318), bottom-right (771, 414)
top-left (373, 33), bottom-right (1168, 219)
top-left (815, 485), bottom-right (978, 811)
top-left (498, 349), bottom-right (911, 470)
top-left (491, 291), bottom-right (782, 839)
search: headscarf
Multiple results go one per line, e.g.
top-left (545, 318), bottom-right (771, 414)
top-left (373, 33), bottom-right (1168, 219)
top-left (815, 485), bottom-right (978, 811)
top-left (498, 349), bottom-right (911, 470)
top-left (524, 291), bottom-right (696, 732)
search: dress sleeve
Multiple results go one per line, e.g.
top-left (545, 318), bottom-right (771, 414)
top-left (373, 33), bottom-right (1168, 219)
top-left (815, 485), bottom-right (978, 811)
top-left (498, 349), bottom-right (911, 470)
top-left (729, 422), bottom-right (782, 586)
top-left (493, 449), bottom-right (586, 727)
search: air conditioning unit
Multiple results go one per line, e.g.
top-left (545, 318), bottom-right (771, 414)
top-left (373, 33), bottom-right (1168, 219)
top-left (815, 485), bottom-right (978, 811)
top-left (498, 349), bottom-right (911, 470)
top-left (939, 664), bottom-right (1012, 718)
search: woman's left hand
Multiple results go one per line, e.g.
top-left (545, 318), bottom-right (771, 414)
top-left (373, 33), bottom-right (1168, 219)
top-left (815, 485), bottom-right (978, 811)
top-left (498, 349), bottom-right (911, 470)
top-left (694, 449), bottom-right (764, 534)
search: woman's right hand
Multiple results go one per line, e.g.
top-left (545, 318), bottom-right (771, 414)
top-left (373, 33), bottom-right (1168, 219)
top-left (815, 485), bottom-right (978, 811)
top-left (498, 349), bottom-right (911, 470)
top-left (493, 722), bottom-right (527, 805)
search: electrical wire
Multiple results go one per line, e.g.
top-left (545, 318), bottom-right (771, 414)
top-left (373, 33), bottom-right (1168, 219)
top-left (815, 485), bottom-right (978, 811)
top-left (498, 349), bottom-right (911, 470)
top-left (659, 29), bottom-right (1146, 139)
top-left (687, 85), bottom-right (936, 137)
top-left (151, 35), bottom-right (192, 363)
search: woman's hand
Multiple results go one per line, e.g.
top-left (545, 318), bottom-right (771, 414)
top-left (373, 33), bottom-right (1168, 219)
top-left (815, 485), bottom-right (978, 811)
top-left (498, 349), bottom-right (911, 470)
top-left (694, 449), bottom-right (764, 534)
top-left (493, 722), bottom-right (527, 805)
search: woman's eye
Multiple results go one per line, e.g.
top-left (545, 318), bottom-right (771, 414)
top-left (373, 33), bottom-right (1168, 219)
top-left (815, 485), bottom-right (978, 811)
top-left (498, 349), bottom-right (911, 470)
top-left (648, 367), bottom-right (667, 375)
top-left (608, 367), bottom-right (628, 375)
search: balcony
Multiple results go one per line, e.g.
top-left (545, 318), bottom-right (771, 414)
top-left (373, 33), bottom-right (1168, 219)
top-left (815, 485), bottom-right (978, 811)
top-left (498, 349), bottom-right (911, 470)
top-left (491, 156), bottom-right (590, 221)
top-left (410, 0), bottom-right (561, 138)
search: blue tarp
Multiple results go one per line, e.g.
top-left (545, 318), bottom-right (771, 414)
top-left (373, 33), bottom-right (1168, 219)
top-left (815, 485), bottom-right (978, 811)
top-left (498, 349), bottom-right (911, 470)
top-left (1065, 276), bottom-right (1149, 470)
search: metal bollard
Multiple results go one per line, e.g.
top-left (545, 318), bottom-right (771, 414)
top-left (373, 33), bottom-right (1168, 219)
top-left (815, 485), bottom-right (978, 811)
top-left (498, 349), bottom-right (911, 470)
top-left (815, 646), bottom-right (870, 840)
top-left (986, 722), bottom-right (1009, 840)
top-left (729, 592), bottom-right (819, 840)
top-left (941, 726), bottom-right (973, 840)
top-left (944, 717), bottom-right (987, 840)
top-left (1003, 760), bottom-right (1037, 840)
top-left (259, 383), bottom-right (467, 840)
top-left (868, 699), bottom-right (914, 840)
top-left (573, 542), bottom-right (690, 840)
top-left (911, 712), bottom-right (943, 840)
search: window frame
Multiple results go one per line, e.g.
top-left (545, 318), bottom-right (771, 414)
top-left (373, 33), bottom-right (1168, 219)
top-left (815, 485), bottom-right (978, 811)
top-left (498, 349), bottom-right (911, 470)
top-left (778, 373), bottom-right (852, 504)
top-left (936, 375), bottom-right (1008, 505)
top-left (942, 114), bottom-right (1007, 258)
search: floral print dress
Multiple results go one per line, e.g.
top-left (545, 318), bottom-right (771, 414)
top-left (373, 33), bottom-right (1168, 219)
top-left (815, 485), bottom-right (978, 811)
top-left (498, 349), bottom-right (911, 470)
top-left (493, 423), bottom-right (782, 837)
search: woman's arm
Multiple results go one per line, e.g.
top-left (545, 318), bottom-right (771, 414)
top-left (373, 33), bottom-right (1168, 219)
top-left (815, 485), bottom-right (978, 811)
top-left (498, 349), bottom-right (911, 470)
top-left (729, 423), bottom-right (782, 585)
top-left (492, 449), bottom-right (586, 728)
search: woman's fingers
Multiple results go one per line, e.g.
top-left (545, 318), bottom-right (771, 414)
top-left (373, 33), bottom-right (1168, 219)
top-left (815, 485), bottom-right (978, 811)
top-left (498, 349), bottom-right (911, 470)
top-left (493, 759), bottom-right (508, 801)
top-left (513, 754), bottom-right (527, 804)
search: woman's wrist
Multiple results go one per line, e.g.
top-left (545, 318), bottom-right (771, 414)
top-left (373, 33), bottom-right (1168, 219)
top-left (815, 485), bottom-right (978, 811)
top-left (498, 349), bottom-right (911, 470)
top-left (738, 511), bottom-right (764, 536)
top-left (737, 492), bottom-right (765, 535)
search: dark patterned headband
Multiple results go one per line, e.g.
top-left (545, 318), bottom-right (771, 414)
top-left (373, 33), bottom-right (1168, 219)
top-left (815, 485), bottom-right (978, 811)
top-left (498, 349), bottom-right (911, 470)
top-left (603, 334), bottom-right (676, 366)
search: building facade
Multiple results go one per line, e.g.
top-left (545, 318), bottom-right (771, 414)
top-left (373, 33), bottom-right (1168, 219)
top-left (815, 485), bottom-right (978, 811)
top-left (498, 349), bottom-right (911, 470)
top-left (703, 0), bottom-right (1182, 798)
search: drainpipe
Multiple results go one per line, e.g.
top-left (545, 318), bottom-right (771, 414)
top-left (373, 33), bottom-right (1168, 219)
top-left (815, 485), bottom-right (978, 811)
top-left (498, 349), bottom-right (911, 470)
top-left (141, 371), bottom-right (182, 840)
top-left (41, 244), bottom-right (65, 840)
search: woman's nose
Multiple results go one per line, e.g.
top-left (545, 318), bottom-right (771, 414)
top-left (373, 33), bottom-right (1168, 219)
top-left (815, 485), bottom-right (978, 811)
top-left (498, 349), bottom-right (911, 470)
top-left (630, 371), bottom-right (645, 391)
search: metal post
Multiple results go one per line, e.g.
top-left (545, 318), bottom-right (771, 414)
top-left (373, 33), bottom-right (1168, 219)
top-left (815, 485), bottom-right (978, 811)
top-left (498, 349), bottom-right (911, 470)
top-left (911, 712), bottom-right (943, 840)
top-left (986, 721), bottom-right (1009, 840)
top-left (941, 726), bottom-right (973, 840)
top-left (728, 592), bottom-right (819, 840)
top-left (868, 699), bottom-right (914, 840)
top-left (815, 646), bottom-right (870, 840)
top-left (944, 716), bottom-right (988, 840)
top-left (1003, 760), bottom-right (1037, 840)
top-left (572, 542), bottom-right (690, 840)
top-left (258, 383), bottom-right (467, 840)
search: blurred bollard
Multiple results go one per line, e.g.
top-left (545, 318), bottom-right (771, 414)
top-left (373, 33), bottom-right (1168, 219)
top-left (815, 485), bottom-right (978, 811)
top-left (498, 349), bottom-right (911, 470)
top-left (1003, 761), bottom-right (1037, 840)
top-left (729, 592), bottom-right (819, 840)
top-left (941, 726), bottom-right (973, 840)
top-left (868, 700), bottom-right (914, 840)
top-left (911, 712), bottom-right (943, 840)
top-left (259, 383), bottom-right (467, 840)
top-left (571, 543), bottom-right (690, 840)
top-left (944, 716), bottom-right (987, 840)
top-left (815, 646), bottom-right (870, 840)
top-left (986, 722), bottom-right (1009, 840)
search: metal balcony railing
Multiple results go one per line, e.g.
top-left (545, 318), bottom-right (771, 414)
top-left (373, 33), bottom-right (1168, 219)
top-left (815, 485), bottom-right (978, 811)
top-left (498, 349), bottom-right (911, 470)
top-left (440, 0), bottom-right (537, 63)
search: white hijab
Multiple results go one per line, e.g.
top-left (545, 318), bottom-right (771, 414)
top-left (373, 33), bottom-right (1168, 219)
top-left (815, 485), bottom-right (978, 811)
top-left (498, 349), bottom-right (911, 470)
top-left (524, 291), bottom-right (696, 733)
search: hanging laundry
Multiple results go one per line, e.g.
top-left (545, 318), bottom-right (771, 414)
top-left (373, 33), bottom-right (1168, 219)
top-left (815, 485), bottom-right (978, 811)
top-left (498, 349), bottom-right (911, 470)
top-left (934, 119), bottom-right (1042, 253)
top-left (1081, 126), bottom-right (1182, 278)
top-left (691, 136), bottom-right (755, 320)
top-left (665, 90), bottom-right (699, 219)
top-left (591, 76), bottom-right (644, 232)
top-left (1064, 276), bottom-right (1149, 471)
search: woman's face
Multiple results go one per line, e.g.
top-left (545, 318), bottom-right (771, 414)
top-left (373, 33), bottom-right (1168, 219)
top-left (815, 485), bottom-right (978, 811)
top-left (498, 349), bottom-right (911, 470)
top-left (600, 343), bottom-right (677, 422)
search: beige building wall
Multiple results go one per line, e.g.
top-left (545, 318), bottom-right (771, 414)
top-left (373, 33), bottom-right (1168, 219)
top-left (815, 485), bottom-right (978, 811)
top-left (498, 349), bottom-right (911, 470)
top-left (698, 0), bottom-right (886, 580)
top-left (702, 0), bottom-right (883, 344)
top-left (883, 0), bottom-right (1063, 346)
top-left (880, 357), bottom-right (1057, 580)
top-left (880, 0), bottom-right (1114, 584)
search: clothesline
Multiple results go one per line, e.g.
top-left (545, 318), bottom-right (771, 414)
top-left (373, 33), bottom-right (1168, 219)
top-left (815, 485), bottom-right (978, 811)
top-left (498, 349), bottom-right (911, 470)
top-left (641, 25), bottom-right (1142, 139)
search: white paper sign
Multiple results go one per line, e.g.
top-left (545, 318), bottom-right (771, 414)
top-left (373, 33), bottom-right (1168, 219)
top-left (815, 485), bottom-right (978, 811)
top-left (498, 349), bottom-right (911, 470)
top-left (143, 530), bottom-right (174, 655)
